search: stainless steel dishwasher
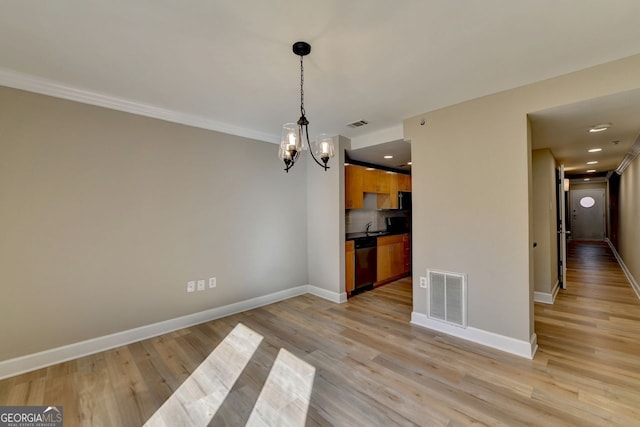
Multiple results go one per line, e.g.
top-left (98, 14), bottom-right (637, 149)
top-left (354, 236), bottom-right (377, 291)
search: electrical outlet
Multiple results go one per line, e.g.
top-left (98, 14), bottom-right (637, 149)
top-left (187, 281), bottom-right (196, 293)
top-left (419, 276), bottom-right (427, 288)
top-left (197, 279), bottom-right (205, 291)
top-left (209, 277), bottom-right (216, 288)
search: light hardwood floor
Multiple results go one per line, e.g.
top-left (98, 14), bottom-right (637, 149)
top-left (2, 240), bottom-right (640, 426)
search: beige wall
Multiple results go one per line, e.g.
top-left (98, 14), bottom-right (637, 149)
top-left (405, 54), bottom-right (640, 343)
top-left (532, 149), bottom-right (558, 295)
top-left (307, 135), bottom-right (348, 296)
top-left (618, 154), bottom-right (640, 285)
top-left (0, 86), bottom-right (309, 361)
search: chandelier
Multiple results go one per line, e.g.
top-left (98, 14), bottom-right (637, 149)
top-left (278, 41), bottom-right (335, 172)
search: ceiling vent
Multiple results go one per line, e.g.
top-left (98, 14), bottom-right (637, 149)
top-left (346, 120), bottom-right (369, 128)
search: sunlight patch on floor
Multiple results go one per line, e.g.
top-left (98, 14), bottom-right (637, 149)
top-left (246, 348), bottom-right (316, 427)
top-left (144, 323), bottom-right (263, 427)
top-left (143, 323), bottom-right (316, 427)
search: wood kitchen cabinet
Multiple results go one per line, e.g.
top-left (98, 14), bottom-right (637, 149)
top-left (363, 168), bottom-right (390, 193)
top-left (345, 164), bottom-right (410, 209)
top-left (403, 233), bottom-right (411, 274)
top-left (345, 240), bottom-right (355, 293)
top-left (345, 165), bottom-right (364, 209)
top-left (379, 173), bottom-right (412, 209)
top-left (398, 173), bottom-right (411, 191)
top-left (377, 234), bottom-right (406, 284)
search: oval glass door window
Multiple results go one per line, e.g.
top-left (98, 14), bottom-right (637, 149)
top-left (579, 196), bottom-right (596, 208)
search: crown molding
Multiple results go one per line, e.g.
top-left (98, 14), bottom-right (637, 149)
top-left (0, 67), bottom-right (279, 144)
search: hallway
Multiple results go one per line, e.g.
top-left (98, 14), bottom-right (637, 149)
top-left (534, 240), bottom-right (640, 424)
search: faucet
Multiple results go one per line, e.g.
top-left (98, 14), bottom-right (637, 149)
top-left (366, 222), bottom-right (372, 234)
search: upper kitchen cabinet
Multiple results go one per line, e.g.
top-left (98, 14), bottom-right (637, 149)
top-left (345, 164), bottom-right (411, 210)
top-left (362, 168), bottom-right (389, 194)
top-left (378, 172), bottom-right (411, 209)
top-left (345, 164), bottom-right (364, 209)
top-left (398, 173), bottom-right (411, 192)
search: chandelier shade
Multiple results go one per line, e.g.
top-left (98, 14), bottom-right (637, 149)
top-left (278, 123), bottom-right (303, 167)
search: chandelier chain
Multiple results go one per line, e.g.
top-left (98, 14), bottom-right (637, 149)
top-left (300, 55), bottom-right (305, 117)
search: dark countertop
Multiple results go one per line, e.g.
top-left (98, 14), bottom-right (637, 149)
top-left (346, 230), bottom-right (410, 241)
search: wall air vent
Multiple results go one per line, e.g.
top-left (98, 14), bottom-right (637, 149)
top-left (427, 269), bottom-right (467, 327)
top-left (346, 120), bottom-right (369, 128)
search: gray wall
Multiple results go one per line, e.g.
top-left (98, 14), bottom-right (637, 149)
top-left (306, 135), bottom-right (347, 296)
top-left (0, 86), bottom-right (309, 361)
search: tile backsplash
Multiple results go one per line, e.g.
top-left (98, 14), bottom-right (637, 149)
top-left (345, 194), bottom-right (408, 234)
top-left (346, 209), bottom-right (383, 233)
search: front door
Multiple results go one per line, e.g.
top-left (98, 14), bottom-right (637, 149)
top-left (571, 188), bottom-right (605, 240)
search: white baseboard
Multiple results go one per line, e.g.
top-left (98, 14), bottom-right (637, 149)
top-left (605, 239), bottom-right (640, 300)
top-left (0, 284), bottom-right (343, 380)
top-left (534, 280), bottom-right (560, 304)
top-left (411, 312), bottom-right (537, 359)
top-left (306, 285), bottom-right (347, 303)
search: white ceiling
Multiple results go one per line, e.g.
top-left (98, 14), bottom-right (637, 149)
top-left (2, 1), bottom-right (640, 170)
top-left (530, 89), bottom-right (640, 177)
top-left (346, 139), bottom-right (411, 171)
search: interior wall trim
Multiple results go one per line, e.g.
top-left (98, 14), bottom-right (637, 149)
top-left (0, 285), bottom-right (343, 380)
top-left (307, 285), bottom-right (348, 303)
top-left (0, 66), bottom-right (279, 144)
top-left (533, 280), bottom-right (560, 304)
top-left (411, 312), bottom-right (538, 359)
top-left (605, 239), bottom-right (640, 300)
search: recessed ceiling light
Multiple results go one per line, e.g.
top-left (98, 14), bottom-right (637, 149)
top-left (588, 148), bottom-right (602, 152)
top-left (586, 169), bottom-right (596, 173)
top-left (407, 162), bottom-right (412, 165)
top-left (384, 155), bottom-right (393, 159)
top-left (586, 161), bottom-right (598, 165)
top-left (588, 123), bottom-right (611, 133)
top-left (584, 178), bottom-right (591, 181)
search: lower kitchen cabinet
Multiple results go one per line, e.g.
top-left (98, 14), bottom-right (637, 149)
top-left (403, 233), bottom-right (411, 274)
top-left (345, 240), bottom-right (355, 293)
top-left (376, 234), bottom-right (406, 284)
